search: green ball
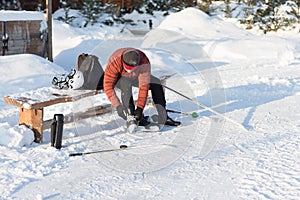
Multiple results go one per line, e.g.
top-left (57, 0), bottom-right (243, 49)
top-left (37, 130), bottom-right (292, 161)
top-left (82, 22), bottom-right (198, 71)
top-left (191, 112), bottom-right (198, 118)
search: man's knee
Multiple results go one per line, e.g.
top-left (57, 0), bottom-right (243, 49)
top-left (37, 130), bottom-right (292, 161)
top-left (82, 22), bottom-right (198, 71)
top-left (150, 75), bottom-right (161, 85)
top-left (149, 76), bottom-right (162, 90)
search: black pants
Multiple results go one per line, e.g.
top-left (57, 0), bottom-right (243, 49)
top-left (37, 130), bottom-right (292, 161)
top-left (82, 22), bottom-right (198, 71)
top-left (116, 75), bottom-right (166, 115)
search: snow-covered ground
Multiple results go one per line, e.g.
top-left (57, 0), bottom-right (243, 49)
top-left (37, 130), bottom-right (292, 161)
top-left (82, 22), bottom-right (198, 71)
top-left (0, 7), bottom-right (300, 199)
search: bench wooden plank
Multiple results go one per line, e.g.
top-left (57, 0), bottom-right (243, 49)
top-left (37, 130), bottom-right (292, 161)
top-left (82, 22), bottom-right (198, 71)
top-left (43, 104), bottom-right (112, 130)
top-left (4, 87), bottom-right (103, 109)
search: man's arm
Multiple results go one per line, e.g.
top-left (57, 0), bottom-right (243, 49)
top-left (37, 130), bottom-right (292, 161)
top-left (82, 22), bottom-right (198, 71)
top-left (104, 61), bottom-right (121, 108)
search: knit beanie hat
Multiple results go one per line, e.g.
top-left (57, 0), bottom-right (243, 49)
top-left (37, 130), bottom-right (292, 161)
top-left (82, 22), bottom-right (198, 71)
top-left (122, 49), bottom-right (140, 72)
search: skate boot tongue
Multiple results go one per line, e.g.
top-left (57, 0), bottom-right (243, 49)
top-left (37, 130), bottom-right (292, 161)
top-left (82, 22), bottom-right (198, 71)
top-left (126, 115), bottom-right (138, 133)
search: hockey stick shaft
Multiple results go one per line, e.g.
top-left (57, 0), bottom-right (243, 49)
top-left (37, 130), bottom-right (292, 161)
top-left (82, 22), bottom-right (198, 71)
top-left (166, 109), bottom-right (188, 115)
top-left (166, 101), bottom-right (231, 117)
top-left (166, 109), bottom-right (198, 118)
top-left (163, 85), bottom-right (247, 131)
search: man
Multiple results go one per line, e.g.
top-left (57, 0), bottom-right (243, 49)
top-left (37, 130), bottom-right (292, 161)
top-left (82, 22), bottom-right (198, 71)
top-left (104, 47), bottom-right (180, 128)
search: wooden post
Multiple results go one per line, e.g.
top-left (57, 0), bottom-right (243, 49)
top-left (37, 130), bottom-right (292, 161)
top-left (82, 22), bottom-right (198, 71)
top-left (46, 0), bottom-right (53, 62)
top-left (19, 108), bottom-right (44, 143)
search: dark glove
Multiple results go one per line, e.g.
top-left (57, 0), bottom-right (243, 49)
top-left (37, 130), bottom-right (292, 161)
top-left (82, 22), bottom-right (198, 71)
top-left (117, 105), bottom-right (128, 120)
top-left (134, 107), bottom-right (143, 121)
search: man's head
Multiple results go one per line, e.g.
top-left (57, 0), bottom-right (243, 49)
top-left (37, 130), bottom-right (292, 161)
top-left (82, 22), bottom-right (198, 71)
top-left (122, 49), bottom-right (140, 72)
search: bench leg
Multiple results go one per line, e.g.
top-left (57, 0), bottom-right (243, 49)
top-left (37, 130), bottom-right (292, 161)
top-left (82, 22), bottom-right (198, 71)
top-left (19, 108), bottom-right (44, 143)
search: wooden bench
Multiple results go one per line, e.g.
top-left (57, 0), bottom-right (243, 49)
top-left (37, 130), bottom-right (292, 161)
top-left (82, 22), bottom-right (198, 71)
top-left (3, 88), bottom-right (110, 143)
top-left (3, 75), bottom-right (172, 143)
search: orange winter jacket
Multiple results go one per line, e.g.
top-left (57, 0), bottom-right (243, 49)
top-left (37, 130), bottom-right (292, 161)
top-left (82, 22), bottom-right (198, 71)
top-left (104, 48), bottom-right (151, 109)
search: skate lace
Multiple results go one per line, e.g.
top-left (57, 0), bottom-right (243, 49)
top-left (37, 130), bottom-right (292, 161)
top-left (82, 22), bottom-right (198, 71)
top-left (127, 115), bottom-right (135, 122)
top-left (126, 115), bottom-right (137, 125)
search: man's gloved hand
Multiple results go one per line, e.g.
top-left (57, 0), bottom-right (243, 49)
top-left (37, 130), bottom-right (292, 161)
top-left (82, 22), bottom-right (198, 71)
top-left (134, 107), bottom-right (143, 121)
top-left (117, 105), bottom-right (128, 120)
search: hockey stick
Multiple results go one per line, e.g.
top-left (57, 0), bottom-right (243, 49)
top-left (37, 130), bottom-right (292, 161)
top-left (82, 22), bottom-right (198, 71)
top-left (69, 145), bottom-right (128, 156)
top-left (69, 144), bottom-right (173, 157)
top-left (163, 85), bottom-right (247, 132)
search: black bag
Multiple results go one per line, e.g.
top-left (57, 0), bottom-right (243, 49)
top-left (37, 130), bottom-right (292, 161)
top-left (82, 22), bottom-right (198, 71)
top-left (76, 53), bottom-right (104, 90)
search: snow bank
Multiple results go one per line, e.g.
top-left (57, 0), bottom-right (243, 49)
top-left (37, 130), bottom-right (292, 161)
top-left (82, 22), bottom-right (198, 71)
top-left (0, 123), bottom-right (34, 147)
top-left (156, 7), bottom-right (295, 65)
top-left (204, 36), bottom-right (295, 64)
top-left (158, 7), bottom-right (248, 39)
top-left (0, 54), bottom-right (65, 106)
